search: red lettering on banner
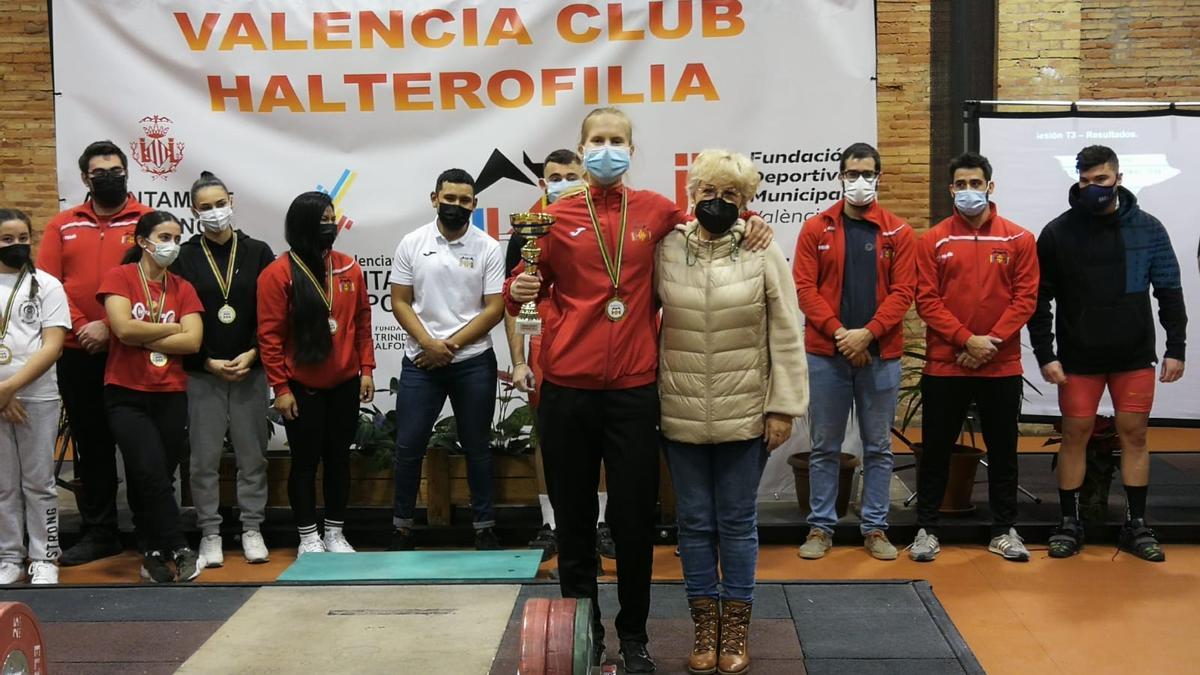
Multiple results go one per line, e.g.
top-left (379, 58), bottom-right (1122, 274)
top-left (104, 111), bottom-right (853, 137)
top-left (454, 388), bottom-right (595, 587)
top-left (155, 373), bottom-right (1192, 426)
top-left (541, 69), bottom-right (575, 106)
top-left (174, 13), bottom-right (219, 50)
top-left (702, 0), bottom-right (745, 38)
top-left (607, 4), bottom-right (644, 41)
top-left (413, 9), bottom-right (454, 48)
top-left (359, 11), bottom-right (405, 49)
top-left (308, 75), bottom-right (346, 112)
top-left (486, 8), bottom-right (533, 46)
top-left (583, 67), bottom-right (600, 105)
top-left (220, 13), bottom-right (268, 51)
top-left (393, 73), bottom-right (435, 111)
top-left (488, 70), bottom-right (535, 108)
top-left (440, 72), bottom-right (485, 110)
top-left (649, 1), bottom-right (693, 39)
top-left (259, 75), bottom-right (304, 112)
top-left (607, 66), bottom-right (642, 104)
top-left (315, 12), bottom-right (354, 49)
top-left (463, 8), bottom-right (479, 47)
top-left (673, 63), bottom-right (719, 101)
top-left (558, 4), bottom-right (601, 44)
top-left (271, 12), bottom-right (306, 50)
top-left (345, 73), bottom-right (388, 111)
top-left (207, 75), bottom-right (253, 112)
top-left (650, 64), bottom-right (666, 102)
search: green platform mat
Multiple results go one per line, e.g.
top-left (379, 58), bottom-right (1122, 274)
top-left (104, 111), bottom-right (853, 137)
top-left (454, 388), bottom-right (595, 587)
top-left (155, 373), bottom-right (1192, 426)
top-left (277, 551), bottom-right (543, 582)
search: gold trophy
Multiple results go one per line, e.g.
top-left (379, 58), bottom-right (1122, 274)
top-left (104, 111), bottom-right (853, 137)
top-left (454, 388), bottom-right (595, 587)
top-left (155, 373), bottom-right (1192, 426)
top-left (509, 212), bottom-right (556, 335)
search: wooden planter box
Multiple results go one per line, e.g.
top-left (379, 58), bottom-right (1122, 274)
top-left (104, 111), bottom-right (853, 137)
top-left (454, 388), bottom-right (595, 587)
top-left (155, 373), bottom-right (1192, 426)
top-left (217, 448), bottom-right (539, 525)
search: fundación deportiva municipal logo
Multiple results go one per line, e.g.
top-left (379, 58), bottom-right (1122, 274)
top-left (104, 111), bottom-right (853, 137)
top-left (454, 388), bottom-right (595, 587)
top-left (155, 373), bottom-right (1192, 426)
top-left (130, 115), bottom-right (186, 180)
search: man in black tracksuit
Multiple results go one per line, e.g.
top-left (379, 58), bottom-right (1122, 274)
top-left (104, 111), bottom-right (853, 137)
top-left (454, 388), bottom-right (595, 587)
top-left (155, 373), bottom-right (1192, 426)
top-left (1029, 145), bottom-right (1186, 562)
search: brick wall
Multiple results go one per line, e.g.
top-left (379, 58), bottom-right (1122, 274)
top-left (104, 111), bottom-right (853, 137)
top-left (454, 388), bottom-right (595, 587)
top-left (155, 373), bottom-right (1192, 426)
top-left (0, 1), bottom-right (55, 228)
top-left (876, 0), bottom-right (933, 231)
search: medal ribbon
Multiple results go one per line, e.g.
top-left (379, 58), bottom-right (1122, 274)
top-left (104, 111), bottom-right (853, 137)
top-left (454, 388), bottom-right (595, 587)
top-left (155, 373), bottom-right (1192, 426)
top-left (201, 234), bottom-right (238, 303)
top-left (136, 263), bottom-right (168, 324)
top-left (0, 267), bottom-right (29, 341)
top-left (583, 187), bottom-right (629, 295)
top-left (289, 252), bottom-right (333, 314)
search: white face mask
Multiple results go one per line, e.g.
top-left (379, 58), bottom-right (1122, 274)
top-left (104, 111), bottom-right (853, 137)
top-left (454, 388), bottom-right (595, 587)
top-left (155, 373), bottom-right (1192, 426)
top-left (197, 205), bottom-right (234, 233)
top-left (146, 240), bottom-right (180, 267)
top-left (842, 176), bottom-right (878, 207)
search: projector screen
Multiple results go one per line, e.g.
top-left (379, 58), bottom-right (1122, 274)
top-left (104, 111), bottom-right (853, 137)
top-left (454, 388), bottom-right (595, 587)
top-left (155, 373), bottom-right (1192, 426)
top-left (977, 111), bottom-right (1200, 423)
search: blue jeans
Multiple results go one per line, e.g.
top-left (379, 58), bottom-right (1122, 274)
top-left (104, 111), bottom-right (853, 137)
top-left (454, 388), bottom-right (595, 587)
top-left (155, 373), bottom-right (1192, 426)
top-left (664, 437), bottom-right (767, 603)
top-left (393, 350), bottom-right (497, 530)
top-left (806, 353), bottom-right (901, 535)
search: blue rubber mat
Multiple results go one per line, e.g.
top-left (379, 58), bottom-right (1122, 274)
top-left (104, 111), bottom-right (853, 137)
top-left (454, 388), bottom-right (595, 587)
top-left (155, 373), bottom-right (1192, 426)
top-left (277, 550), bottom-right (543, 582)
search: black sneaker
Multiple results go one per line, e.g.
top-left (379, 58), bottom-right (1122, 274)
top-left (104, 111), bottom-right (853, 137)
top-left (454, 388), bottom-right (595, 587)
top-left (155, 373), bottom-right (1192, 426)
top-left (596, 522), bottom-right (616, 560)
top-left (529, 525), bottom-right (557, 562)
top-left (140, 551), bottom-right (174, 583)
top-left (60, 531), bottom-right (123, 567)
top-left (620, 640), bottom-right (656, 673)
top-left (174, 547), bottom-right (201, 582)
top-left (475, 527), bottom-right (502, 551)
top-left (1048, 517), bottom-right (1085, 558)
top-left (1119, 518), bottom-right (1166, 562)
top-left (389, 528), bottom-right (414, 551)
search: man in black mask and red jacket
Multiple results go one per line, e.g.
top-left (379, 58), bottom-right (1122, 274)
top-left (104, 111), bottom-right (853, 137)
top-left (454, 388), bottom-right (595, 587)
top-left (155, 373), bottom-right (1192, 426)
top-left (1029, 145), bottom-right (1187, 562)
top-left (38, 141), bottom-right (154, 565)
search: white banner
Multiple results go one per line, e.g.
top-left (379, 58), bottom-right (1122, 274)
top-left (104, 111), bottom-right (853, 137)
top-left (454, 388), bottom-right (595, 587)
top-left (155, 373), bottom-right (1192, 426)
top-left (52, 0), bottom-right (877, 406)
top-left (979, 113), bottom-right (1200, 421)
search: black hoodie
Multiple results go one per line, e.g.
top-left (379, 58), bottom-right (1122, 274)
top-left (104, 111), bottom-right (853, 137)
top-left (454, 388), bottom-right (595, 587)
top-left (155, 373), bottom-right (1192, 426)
top-left (1028, 185), bottom-right (1186, 374)
top-left (171, 230), bottom-right (276, 372)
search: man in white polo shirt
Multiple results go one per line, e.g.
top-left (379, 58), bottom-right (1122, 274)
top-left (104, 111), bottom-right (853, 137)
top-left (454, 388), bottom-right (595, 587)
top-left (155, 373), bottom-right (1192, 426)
top-left (389, 168), bottom-right (506, 551)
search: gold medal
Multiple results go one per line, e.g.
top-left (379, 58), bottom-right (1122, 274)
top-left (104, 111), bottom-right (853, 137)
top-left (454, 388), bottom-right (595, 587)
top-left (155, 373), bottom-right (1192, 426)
top-left (584, 188), bottom-right (630, 323)
top-left (290, 252), bottom-right (337, 337)
top-left (217, 304), bottom-right (237, 324)
top-left (605, 296), bottom-right (627, 322)
top-left (149, 351), bottom-right (169, 368)
top-left (0, 267), bottom-right (29, 366)
top-left (137, 263), bottom-right (171, 368)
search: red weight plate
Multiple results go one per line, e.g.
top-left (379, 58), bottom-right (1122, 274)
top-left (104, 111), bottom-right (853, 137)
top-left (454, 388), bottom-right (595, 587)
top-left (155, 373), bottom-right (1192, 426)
top-left (544, 598), bottom-right (577, 675)
top-left (519, 598), bottom-right (551, 675)
top-left (0, 602), bottom-right (46, 675)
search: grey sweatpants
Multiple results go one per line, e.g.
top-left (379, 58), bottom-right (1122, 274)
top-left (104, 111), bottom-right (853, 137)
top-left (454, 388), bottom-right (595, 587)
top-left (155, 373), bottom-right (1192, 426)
top-left (0, 399), bottom-right (62, 563)
top-left (187, 369), bottom-right (270, 536)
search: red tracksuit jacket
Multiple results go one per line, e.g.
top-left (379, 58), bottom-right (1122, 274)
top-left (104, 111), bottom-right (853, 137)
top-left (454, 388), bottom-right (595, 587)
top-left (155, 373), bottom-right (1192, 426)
top-left (792, 200), bottom-right (917, 359)
top-left (37, 196), bottom-right (155, 350)
top-left (257, 250), bottom-right (376, 397)
top-left (503, 184), bottom-right (688, 390)
top-left (916, 205), bottom-right (1039, 377)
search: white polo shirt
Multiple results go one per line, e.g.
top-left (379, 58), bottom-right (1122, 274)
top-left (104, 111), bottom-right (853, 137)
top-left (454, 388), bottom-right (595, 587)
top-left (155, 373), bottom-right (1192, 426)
top-left (0, 269), bottom-right (72, 402)
top-left (390, 220), bottom-right (505, 363)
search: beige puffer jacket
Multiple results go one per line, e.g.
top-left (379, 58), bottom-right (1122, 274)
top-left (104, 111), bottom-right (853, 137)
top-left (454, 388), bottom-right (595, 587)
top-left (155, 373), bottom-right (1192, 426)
top-left (655, 222), bottom-right (809, 444)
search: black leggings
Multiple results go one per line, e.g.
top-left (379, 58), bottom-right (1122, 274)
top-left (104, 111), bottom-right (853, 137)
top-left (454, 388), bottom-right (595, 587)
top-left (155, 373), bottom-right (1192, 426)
top-left (104, 385), bottom-right (187, 553)
top-left (283, 378), bottom-right (360, 529)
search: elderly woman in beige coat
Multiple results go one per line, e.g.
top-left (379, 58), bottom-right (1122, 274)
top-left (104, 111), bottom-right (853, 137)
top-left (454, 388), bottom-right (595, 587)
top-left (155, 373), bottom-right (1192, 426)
top-left (655, 149), bottom-right (808, 675)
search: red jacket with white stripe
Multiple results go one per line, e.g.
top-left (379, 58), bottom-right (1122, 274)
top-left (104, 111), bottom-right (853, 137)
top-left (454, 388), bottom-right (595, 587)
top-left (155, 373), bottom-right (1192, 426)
top-left (916, 204), bottom-right (1039, 377)
top-left (792, 200), bottom-right (917, 359)
top-left (36, 196), bottom-right (155, 350)
top-left (257, 250), bottom-right (376, 397)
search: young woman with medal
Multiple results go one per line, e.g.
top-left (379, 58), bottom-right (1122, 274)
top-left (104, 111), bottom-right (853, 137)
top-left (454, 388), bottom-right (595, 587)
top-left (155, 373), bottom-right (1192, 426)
top-left (172, 172), bottom-right (277, 568)
top-left (98, 211), bottom-right (205, 583)
top-left (0, 209), bottom-right (71, 586)
top-left (504, 107), bottom-right (773, 673)
top-left (257, 192), bottom-right (376, 556)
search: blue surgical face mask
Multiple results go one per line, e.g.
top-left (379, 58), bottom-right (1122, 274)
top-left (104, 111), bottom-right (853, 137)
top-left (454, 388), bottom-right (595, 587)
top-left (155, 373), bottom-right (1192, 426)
top-left (953, 189), bottom-right (989, 217)
top-left (584, 146), bottom-right (630, 184)
top-left (1079, 182), bottom-right (1117, 214)
top-left (546, 178), bottom-right (584, 204)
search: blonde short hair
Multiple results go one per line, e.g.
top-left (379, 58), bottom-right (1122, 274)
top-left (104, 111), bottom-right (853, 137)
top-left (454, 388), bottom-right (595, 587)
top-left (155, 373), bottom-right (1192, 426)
top-left (579, 107), bottom-right (634, 146)
top-left (687, 149), bottom-right (760, 205)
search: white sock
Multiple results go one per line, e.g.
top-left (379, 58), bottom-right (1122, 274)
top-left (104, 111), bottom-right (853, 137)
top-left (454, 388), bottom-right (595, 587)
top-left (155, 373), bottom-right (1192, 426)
top-left (597, 492), bottom-right (608, 525)
top-left (539, 494), bottom-right (556, 530)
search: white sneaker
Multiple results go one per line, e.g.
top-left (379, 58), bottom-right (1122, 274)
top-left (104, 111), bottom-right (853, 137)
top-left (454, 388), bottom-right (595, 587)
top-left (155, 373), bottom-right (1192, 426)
top-left (297, 533), bottom-right (326, 556)
top-left (198, 534), bottom-right (224, 568)
top-left (28, 561), bottom-right (58, 585)
top-left (241, 530), bottom-right (270, 564)
top-left (989, 528), bottom-right (1031, 562)
top-left (323, 527), bottom-right (355, 553)
top-left (908, 528), bottom-right (941, 562)
top-left (0, 561), bottom-right (23, 584)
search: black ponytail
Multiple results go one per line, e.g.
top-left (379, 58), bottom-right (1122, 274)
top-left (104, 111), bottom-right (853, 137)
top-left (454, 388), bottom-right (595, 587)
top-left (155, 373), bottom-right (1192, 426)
top-left (0, 208), bottom-right (39, 301)
top-left (121, 210), bottom-right (181, 264)
top-left (191, 171), bottom-right (230, 204)
top-left (284, 191), bottom-right (335, 364)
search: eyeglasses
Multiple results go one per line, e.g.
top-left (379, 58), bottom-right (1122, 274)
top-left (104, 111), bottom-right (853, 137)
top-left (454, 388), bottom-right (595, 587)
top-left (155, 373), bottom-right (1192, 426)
top-left (952, 179), bottom-right (989, 190)
top-left (842, 170), bottom-right (877, 181)
top-left (696, 185), bottom-right (742, 203)
top-left (87, 168), bottom-right (126, 180)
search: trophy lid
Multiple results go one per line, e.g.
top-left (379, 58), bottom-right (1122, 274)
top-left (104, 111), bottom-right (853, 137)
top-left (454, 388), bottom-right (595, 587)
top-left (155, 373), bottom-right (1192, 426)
top-left (510, 211), bottom-right (556, 236)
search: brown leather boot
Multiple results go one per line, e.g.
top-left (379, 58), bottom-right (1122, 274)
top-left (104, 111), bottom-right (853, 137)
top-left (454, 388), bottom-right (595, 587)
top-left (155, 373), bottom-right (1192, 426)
top-left (718, 599), bottom-right (752, 674)
top-left (687, 597), bottom-right (719, 674)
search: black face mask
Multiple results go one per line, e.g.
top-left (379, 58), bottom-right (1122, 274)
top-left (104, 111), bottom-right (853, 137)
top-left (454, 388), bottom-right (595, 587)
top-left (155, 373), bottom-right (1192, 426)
top-left (438, 202), bottom-right (472, 231)
top-left (695, 198), bottom-right (740, 236)
top-left (89, 173), bottom-right (128, 209)
top-left (0, 244), bottom-right (30, 269)
top-left (317, 222), bottom-right (338, 250)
